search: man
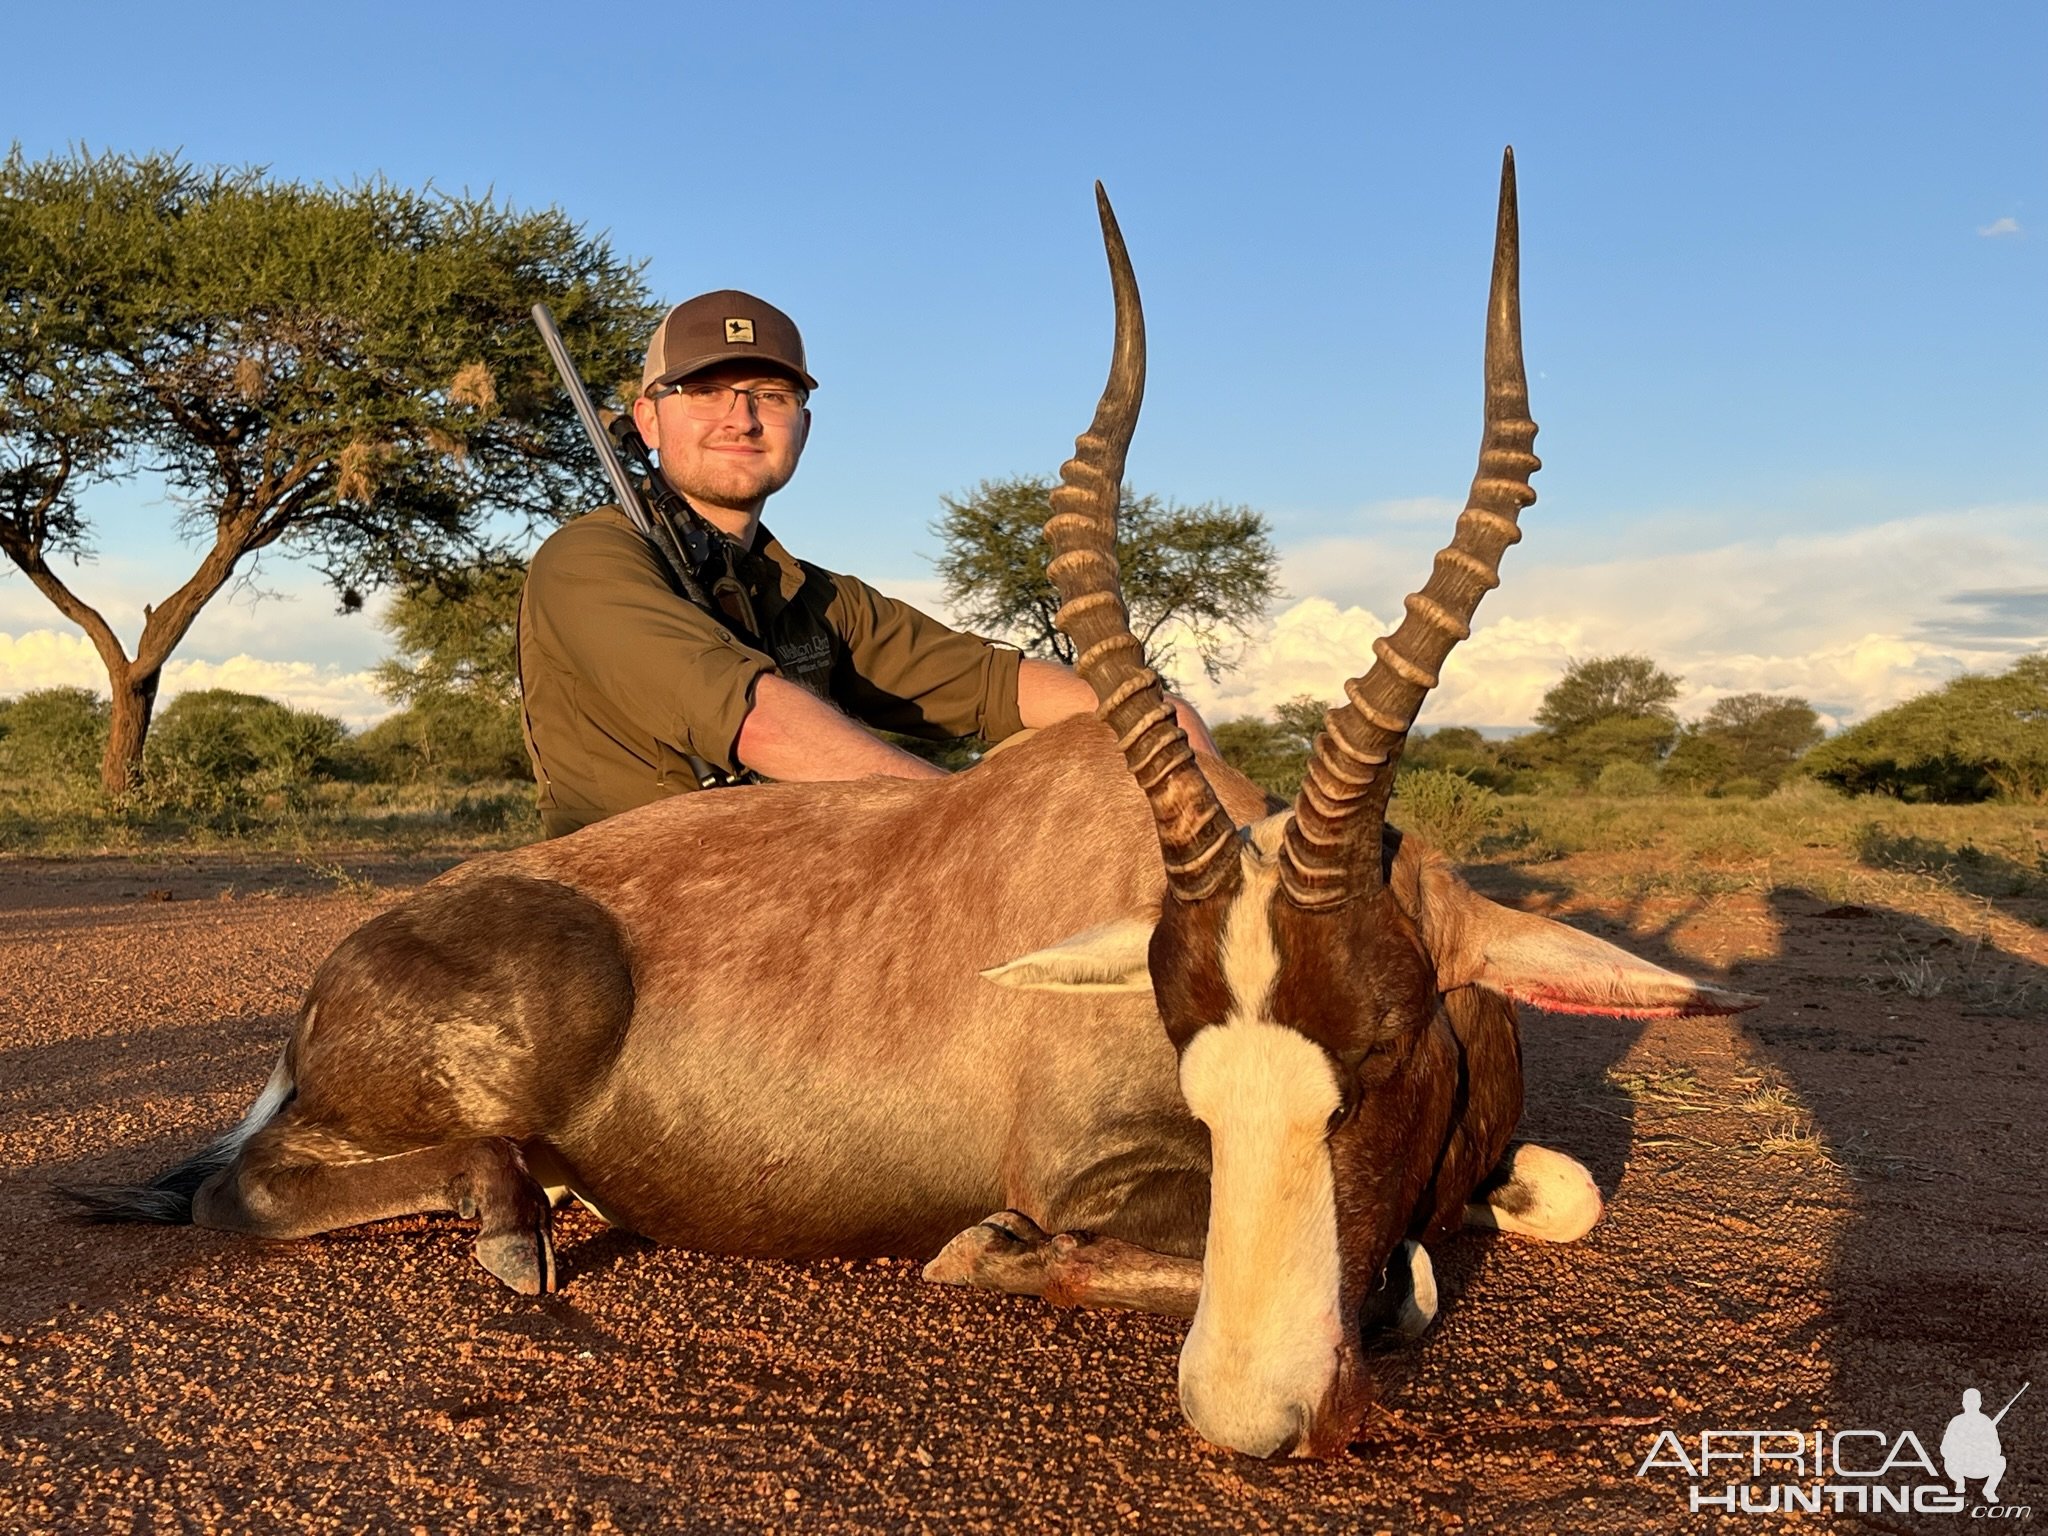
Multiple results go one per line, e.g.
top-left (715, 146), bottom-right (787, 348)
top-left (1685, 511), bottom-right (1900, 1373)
top-left (518, 290), bottom-right (1217, 837)
top-left (1941, 1387), bottom-right (2010, 1503)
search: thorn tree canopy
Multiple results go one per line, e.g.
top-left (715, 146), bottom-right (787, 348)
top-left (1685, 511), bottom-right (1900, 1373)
top-left (1664, 691), bottom-right (1824, 792)
top-left (366, 559), bottom-right (529, 782)
top-left (1502, 653), bottom-right (1683, 785)
top-left (1211, 694), bottom-right (1329, 802)
top-left (0, 146), bottom-right (656, 794)
top-left (932, 475), bottom-right (1280, 686)
top-left (1803, 654), bottom-right (2048, 802)
top-left (1532, 653), bottom-right (1681, 736)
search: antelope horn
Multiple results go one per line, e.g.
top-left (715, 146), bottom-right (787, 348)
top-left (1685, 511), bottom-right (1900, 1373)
top-left (1279, 147), bottom-right (1541, 909)
top-left (1045, 184), bottom-right (1241, 904)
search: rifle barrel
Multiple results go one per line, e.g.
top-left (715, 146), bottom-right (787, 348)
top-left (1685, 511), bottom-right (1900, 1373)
top-left (529, 302), bottom-right (730, 789)
top-left (531, 303), bottom-right (657, 543)
top-left (1992, 1381), bottom-right (2029, 1426)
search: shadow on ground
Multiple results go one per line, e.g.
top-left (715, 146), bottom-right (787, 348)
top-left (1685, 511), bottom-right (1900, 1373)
top-left (1465, 856), bottom-right (2046, 1490)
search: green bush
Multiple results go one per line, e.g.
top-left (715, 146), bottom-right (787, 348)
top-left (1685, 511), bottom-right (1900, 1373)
top-left (1214, 715), bottom-right (1308, 801)
top-left (448, 788), bottom-right (531, 833)
top-left (1665, 693), bottom-right (1823, 793)
top-left (0, 687), bottom-right (107, 780)
top-left (1804, 655), bottom-right (2048, 802)
top-left (1767, 777), bottom-right (1841, 808)
top-left (342, 697), bottom-right (527, 784)
top-left (143, 689), bottom-right (348, 811)
top-left (1403, 725), bottom-right (1513, 790)
top-left (1595, 761), bottom-right (1661, 798)
top-left (1499, 714), bottom-right (1676, 788)
top-left (1391, 769), bottom-right (1502, 858)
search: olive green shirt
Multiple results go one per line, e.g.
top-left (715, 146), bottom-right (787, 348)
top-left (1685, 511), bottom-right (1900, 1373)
top-left (518, 506), bottom-right (1025, 836)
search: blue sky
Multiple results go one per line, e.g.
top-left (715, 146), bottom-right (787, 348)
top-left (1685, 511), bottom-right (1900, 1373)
top-left (3, 2), bottom-right (2043, 728)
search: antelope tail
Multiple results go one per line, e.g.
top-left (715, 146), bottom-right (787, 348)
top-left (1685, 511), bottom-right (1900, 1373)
top-left (59, 1048), bottom-right (295, 1225)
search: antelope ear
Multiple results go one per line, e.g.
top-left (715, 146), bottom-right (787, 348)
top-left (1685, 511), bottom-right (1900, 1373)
top-left (982, 918), bottom-right (1156, 993)
top-left (1431, 884), bottom-right (1763, 1019)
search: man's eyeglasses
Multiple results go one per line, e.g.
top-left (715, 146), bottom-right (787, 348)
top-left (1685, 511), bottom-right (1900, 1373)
top-left (647, 380), bottom-right (809, 424)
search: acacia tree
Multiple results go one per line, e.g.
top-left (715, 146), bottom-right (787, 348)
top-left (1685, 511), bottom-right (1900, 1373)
top-left (1532, 653), bottom-right (1680, 735)
top-left (0, 147), bottom-right (654, 794)
top-left (1504, 652), bottom-right (1683, 783)
top-left (1665, 692), bottom-right (1823, 792)
top-left (363, 560), bottom-right (529, 781)
top-left (1211, 694), bottom-right (1329, 800)
top-left (1804, 655), bottom-right (2048, 802)
top-left (933, 475), bottom-right (1280, 685)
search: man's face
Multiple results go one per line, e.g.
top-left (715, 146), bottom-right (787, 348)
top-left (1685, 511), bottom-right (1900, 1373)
top-left (631, 361), bottom-right (810, 517)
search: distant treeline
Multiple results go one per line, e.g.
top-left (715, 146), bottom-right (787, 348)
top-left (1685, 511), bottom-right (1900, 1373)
top-left (0, 684), bottom-right (523, 812)
top-left (1215, 652), bottom-right (2048, 807)
top-left (0, 563), bottom-right (528, 813)
top-left (3, 645), bottom-right (2042, 817)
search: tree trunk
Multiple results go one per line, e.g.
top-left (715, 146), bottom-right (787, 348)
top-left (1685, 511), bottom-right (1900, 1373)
top-left (100, 664), bottom-right (162, 799)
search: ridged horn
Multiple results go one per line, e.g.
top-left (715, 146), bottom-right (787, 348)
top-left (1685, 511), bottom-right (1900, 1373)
top-left (1045, 184), bottom-right (1241, 904)
top-left (1279, 147), bottom-right (1541, 909)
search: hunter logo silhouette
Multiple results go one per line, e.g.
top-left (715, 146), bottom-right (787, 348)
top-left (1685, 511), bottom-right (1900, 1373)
top-left (1943, 1383), bottom-right (2026, 1503)
top-left (724, 318), bottom-right (755, 344)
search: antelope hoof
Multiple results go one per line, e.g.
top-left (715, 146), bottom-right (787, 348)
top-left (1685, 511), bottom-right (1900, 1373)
top-left (1465, 1143), bottom-right (1603, 1243)
top-left (476, 1216), bottom-right (558, 1296)
top-left (922, 1209), bottom-right (1049, 1285)
top-left (1360, 1240), bottom-right (1438, 1347)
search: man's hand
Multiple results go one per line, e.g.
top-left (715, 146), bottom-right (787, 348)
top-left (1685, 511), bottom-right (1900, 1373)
top-left (1015, 658), bottom-right (1220, 757)
top-left (735, 673), bottom-right (948, 783)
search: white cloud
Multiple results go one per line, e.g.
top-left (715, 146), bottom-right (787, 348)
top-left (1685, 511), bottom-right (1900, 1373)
top-left (10, 504), bottom-right (2045, 740)
top-left (1978, 217), bottom-right (2022, 238)
top-left (0, 556), bottom-right (391, 673)
top-left (1165, 600), bottom-right (1585, 729)
top-left (0, 630), bottom-right (393, 727)
top-left (0, 630), bottom-right (107, 696)
top-left (1168, 504), bottom-right (2048, 730)
top-left (0, 557), bottom-right (400, 727)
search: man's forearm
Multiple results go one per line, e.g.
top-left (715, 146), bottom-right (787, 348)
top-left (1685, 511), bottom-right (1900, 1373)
top-left (1015, 657), bottom-right (1220, 756)
top-left (736, 672), bottom-right (948, 783)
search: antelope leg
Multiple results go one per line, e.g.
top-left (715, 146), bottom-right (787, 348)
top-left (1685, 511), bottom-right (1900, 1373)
top-left (923, 1209), bottom-right (1201, 1318)
top-left (193, 1125), bottom-right (558, 1296)
top-left (926, 1215), bottom-right (1441, 1344)
top-left (1359, 1239), bottom-right (1439, 1343)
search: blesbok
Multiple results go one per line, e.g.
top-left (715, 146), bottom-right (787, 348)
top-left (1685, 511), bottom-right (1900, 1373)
top-left (76, 149), bottom-right (1757, 1459)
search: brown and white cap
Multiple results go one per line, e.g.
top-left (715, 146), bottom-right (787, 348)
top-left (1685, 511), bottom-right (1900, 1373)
top-left (640, 290), bottom-right (818, 395)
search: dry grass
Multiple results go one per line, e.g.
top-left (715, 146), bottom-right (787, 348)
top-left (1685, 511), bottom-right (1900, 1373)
top-left (299, 857), bottom-right (384, 900)
top-left (1474, 789), bottom-right (2048, 945)
top-left (1480, 785), bottom-right (2046, 875)
top-left (1755, 1120), bottom-right (1836, 1164)
top-left (1604, 1065), bottom-right (1844, 1168)
top-left (1864, 935), bottom-right (2044, 1015)
top-left (1853, 823), bottom-right (2048, 899)
top-left (1603, 1065), bottom-right (1706, 1104)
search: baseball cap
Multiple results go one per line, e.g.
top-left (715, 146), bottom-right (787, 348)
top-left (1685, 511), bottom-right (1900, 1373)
top-left (640, 290), bottom-right (818, 395)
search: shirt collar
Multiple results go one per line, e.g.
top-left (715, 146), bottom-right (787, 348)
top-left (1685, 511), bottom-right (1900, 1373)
top-left (750, 524), bottom-right (809, 603)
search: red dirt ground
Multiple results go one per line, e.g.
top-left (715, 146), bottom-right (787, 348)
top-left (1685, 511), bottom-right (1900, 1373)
top-left (1, 850), bottom-right (2042, 1534)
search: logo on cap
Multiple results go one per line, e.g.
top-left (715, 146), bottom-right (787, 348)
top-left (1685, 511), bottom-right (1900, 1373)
top-left (724, 318), bottom-right (755, 344)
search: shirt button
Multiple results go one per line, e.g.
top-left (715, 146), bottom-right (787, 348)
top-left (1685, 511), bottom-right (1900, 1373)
top-left (715, 630), bottom-right (732, 643)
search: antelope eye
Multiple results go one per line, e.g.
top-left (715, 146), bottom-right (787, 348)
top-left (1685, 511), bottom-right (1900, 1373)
top-left (1324, 1063), bottom-right (1362, 1134)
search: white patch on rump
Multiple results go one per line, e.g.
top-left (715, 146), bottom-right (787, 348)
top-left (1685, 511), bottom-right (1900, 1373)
top-left (1175, 867), bottom-right (1345, 1456)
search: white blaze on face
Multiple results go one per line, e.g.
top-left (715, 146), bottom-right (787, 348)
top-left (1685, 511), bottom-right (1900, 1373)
top-left (1176, 869), bottom-right (1345, 1458)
